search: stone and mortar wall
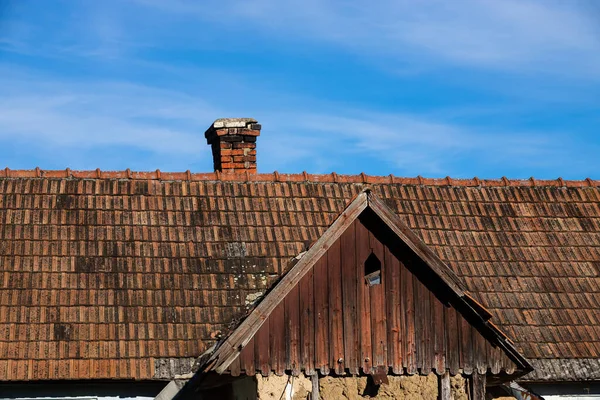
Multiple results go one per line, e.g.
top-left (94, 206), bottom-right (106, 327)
top-left (254, 374), bottom-right (313, 400)
top-left (319, 374), bottom-right (445, 400)
top-left (235, 373), bottom-right (511, 400)
top-left (249, 373), bottom-right (467, 400)
top-left (450, 375), bottom-right (469, 400)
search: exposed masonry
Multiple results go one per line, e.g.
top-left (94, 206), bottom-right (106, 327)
top-left (244, 291), bottom-right (264, 306)
top-left (154, 357), bottom-right (196, 380)
top-left (205, 118), bottom-right (261, 174)
top-left (1, 167), bottom-right (599, 188)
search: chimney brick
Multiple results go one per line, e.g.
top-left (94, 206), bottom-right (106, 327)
top-left (205, 118), bottom-right (261, 174)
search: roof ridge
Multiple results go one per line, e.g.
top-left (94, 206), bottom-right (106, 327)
top-left (1, 167), bottom-right (598, 188)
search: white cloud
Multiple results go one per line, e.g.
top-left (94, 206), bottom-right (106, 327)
top-left (261, 110), bottom-right (568, 176)
top-left (0, 71), bottom-right (570, 176)
top-left (0, 73), bottom-right (223, 170)
top-left (0, 1), bottom-right (597, 177)
top-left (132, 0), bottom-right (600, 77)
top-left (14, 0), bottom-right (599, 77)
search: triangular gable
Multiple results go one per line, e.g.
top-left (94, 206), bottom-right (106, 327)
top-left (199, 189), bottom-right (532, 379)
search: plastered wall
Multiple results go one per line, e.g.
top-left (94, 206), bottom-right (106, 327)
top-left (235, 372), bottom-right (513, 400)
top-left (250, 373), bottom-right (470, 400)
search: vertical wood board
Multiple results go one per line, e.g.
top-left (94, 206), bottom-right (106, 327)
top-left (356, 219), bottom-right (373, 373)
top-left (340, 223), bottom-right (359, 373)
top-left (285, 285), bottom-right (300, 375)
top-left (327, 238), bottom-right (345, 375)
top-left (300, 268), bottom-right (315, 374)
top-left (313, 256), bottom-right (330, 373)
top-left (270, 301), bottom-right (285, 375)
top-left (255, 320), bottom-right (270, 374)
top-left (369, 231), bottom-right (387, 368)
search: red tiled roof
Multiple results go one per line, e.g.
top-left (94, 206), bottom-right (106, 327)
top-left (2, 167), bottom-right (600, 187)
top-left (0, 169), bottom-right (599, 381)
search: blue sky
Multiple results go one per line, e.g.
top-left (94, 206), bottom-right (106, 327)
top-left (1, 0), bottom-right (599, 179)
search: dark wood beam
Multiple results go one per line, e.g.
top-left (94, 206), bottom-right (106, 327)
top-left (472, 372), bottom-right (486, 400)
top-left (439, 371), bottom-right (451, 400)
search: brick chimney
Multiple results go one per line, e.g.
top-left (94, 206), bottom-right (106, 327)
top-left (205, 118), bottom-right (261, 174)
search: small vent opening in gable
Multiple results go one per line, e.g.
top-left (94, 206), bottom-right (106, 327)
top-left (364, 251), bottom-right (381, 286)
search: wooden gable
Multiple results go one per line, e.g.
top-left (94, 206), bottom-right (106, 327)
top-left (201, 190), bottom-right (531, 379)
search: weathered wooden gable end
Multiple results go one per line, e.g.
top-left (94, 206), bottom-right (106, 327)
top-left (230, 217), bottom-right (513, 377)
top-left (203, 189), bottom-right (530, 380)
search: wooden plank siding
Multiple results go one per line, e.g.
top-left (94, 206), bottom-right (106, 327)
top-left (235, 217), bottom-right (517, 376)
top-left (340, 223), bottom-right (359, 374)
top-left (369, 232), bottom-right (387, 370)
top-left (384, 245), bottom-right (401, 374)
top-left (328, 238), bottom-right (345, 375)
top-left (270, 302), bottom-right (285, 375)
top-left (285, 285), bottom-right (301, 375)
top-left (300, 267), bottom-right (315, 375)
top-left (313, 256), bottom-right (330, 374)
top-left (239, 336), bottom-right (255, 376)
top-left (356, 220), bottom-right (373, 374)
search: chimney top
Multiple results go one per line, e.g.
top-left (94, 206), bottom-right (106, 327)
top-left (211, 118), bottom-right (260, 130)
top-left (205, 118), bottom-right (261, 174)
